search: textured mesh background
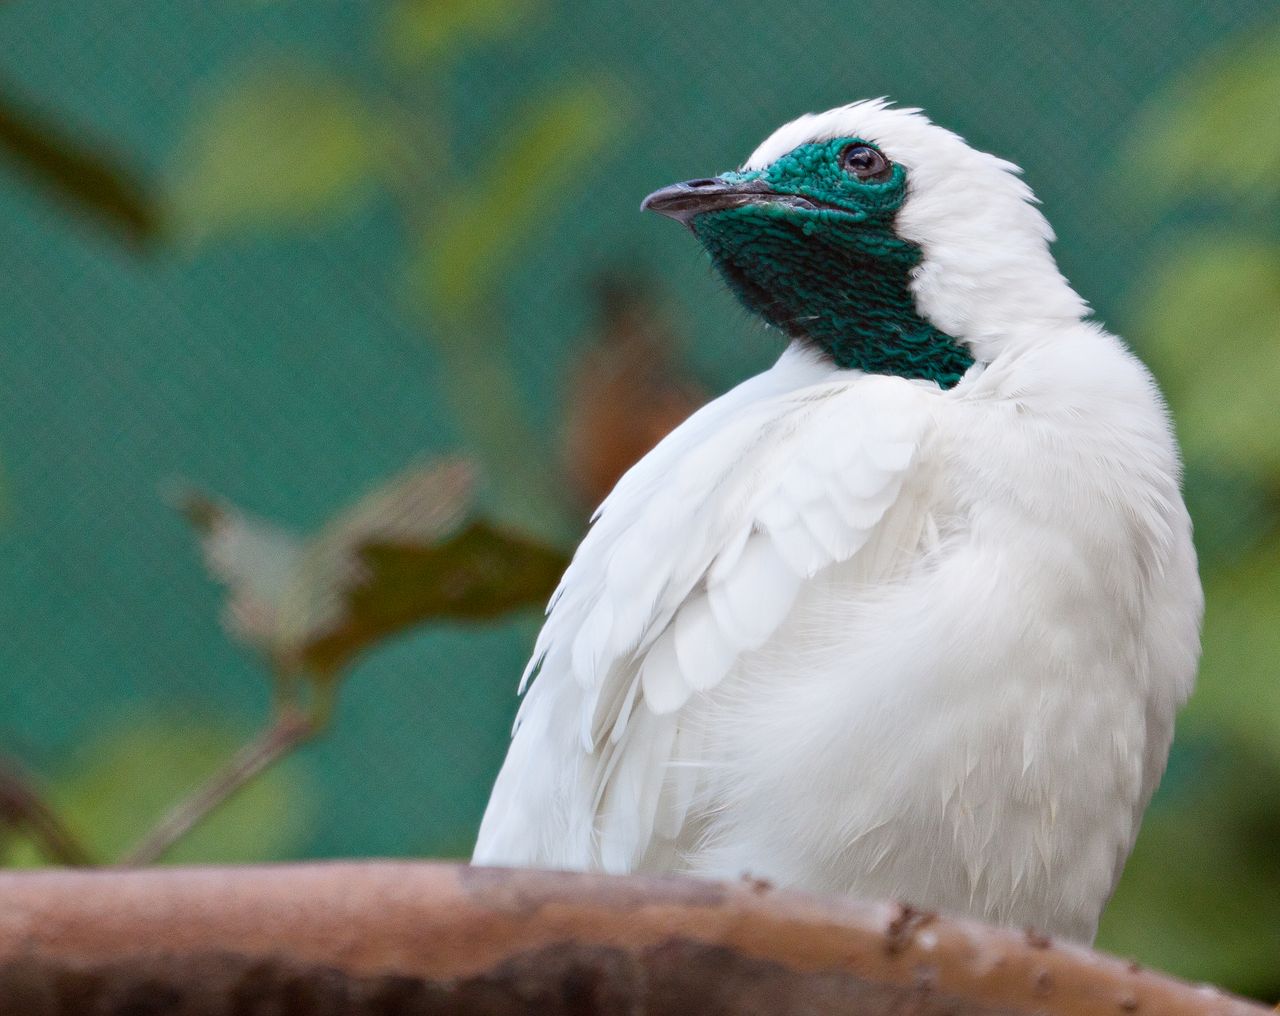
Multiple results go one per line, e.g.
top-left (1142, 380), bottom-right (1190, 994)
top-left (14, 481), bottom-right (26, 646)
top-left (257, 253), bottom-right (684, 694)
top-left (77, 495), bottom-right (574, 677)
top-left (0, 1), bottom-right (1273, 867)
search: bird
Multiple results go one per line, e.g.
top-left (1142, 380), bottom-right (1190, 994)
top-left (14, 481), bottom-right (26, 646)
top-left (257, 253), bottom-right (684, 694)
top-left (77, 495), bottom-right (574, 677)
top-left (472, 99), bottom-right (1203, 943)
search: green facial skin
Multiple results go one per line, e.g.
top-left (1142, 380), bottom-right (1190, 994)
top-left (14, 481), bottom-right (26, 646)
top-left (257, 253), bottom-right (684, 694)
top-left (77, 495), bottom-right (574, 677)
top-left (690, 138), bottom-right (974, 389)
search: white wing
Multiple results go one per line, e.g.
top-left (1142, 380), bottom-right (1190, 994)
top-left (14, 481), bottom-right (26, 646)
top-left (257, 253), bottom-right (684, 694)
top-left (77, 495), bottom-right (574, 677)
top-left (473, 346), bottom-right (937, 872)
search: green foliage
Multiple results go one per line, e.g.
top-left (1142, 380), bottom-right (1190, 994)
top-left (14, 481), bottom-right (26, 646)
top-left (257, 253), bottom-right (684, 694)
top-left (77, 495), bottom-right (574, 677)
top-left (385, 0), bottom-right (539, 66)
top-left (168, 63), bottom-right (388, 239)
top-left (415, 81), bottom-right (622, 321)
top-left (1099, 735), bottom-right (1280, 995)
top-left (1134, 237), bottom-right (1280, 476)
top-left (1183, 542), bottom-right (1280, 767)
top-left (162, 13), bottom-right (625, 538)
top-left (1097, 22), bottom-right (1280, 998)
top-left (1123, 21), bottom-right (1280, 211)
top-left (4, 713), bottom-right (314, 866)
top-left (0, 2), bottom-right (614, 879)
top-left (1098, 544), bottom-right (1280, 992)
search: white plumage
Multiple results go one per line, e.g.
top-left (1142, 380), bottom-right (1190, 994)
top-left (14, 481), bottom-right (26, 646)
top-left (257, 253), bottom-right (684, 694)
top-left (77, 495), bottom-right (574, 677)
top-left (473, 100), bottom-right (1202, 943)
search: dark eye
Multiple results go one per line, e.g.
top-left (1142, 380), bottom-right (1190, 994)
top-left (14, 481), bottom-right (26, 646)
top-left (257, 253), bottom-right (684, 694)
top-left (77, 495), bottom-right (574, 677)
top-left (841, 144), bottom-right (891, 181)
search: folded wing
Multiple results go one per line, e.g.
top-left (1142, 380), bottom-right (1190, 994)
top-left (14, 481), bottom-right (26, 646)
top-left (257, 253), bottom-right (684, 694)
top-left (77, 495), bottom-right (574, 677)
top-left (474, 355), bottom-right (936, 872)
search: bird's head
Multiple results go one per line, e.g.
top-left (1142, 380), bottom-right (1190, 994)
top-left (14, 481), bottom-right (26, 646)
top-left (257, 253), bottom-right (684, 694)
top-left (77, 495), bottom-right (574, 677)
top-left (643, 100), bottom-right (1087, 385)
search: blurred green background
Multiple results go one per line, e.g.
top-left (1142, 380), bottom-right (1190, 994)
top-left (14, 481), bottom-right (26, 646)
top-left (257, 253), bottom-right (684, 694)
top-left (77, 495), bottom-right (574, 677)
top-left (1, 0), bottom-right (1278, 1001)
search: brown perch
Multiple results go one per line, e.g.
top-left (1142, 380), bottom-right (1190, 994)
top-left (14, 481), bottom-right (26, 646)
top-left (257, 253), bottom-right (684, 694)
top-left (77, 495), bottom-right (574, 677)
top-left (0, 862), bottom-right (1265, 1015)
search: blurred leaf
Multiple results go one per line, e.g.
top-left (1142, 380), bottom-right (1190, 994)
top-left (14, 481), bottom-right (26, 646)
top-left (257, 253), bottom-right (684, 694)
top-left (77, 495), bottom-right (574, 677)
top-left (562, 272), bottom-right (707, 509)
top-left (0, 82), bottom-right (158, 243)
top-left (1098, 737), bottom-right (1280, 997)
top-left (1178, 536), bottom-right (1280, 767)
top-left (1182, 462), bottom-right (1276, 571)
top-left (1103, 538), bottom-right (1280, 996)
top-left (304, 522), bottom-right (568, 673)
top-left (386, 0), bottom-right (538, 66)
top-left (5, 714), bottom-right (313, 867)
top-left (1110, 24), bottom-right (1280, 1000)
top-left (413, 80), bottom-right (623, 320)
top-left (1132, 234), bottom-right (1280, 477)
top-left (182, 458), bottom-right (565, 679)
top-left (184, 458), bottom-right (472, 664)
top-left (168, 63), bottom-right (386, 239)
top-left (182, 491), bottom-right (306, 649)
top-left (1121, 21), bottom-right (1280, 210)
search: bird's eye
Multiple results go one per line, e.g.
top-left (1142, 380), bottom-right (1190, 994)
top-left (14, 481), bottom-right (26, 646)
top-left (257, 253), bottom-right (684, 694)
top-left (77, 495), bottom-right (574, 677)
top-left (841, 144), bottom-right (891, 182)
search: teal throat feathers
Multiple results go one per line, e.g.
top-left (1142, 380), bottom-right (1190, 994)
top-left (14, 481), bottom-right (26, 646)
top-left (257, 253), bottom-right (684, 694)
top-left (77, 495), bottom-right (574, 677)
top-left (644, 138), bottom-right (975, 389)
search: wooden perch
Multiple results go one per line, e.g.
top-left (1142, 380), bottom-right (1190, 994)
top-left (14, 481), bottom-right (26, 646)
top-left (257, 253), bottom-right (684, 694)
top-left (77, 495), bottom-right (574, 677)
top-left (0, 862), bottom-right (1265, 1015)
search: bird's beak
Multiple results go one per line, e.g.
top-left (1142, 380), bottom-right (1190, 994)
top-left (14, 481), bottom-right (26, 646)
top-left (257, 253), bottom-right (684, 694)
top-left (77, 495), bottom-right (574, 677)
top-left (641, 176), bottom-right (781, 227)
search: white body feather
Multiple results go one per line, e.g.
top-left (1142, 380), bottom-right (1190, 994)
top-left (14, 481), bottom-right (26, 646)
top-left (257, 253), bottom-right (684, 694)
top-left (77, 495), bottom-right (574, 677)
top-left (472, 102), bottom-right (1202, 943)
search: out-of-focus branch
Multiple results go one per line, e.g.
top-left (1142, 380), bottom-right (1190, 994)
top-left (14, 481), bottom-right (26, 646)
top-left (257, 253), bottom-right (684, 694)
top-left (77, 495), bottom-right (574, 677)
top-left (0, 78), bottom-right (158, 244)
top-left (117, 708), bottom-right (316, 867)
top-left (0, 756), bottom-right (93, 867)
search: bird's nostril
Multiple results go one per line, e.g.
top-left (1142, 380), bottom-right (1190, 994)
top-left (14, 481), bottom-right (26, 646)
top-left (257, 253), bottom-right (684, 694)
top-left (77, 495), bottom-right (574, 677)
top-left (685, 178), bottom-right (720, 188)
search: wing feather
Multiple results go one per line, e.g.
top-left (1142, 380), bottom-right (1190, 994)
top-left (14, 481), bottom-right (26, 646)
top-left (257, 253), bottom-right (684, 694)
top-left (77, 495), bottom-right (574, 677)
top-left (473, 349), bottom-right (937, 871)
top-left (707, 536), bottom-right (803, 649)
